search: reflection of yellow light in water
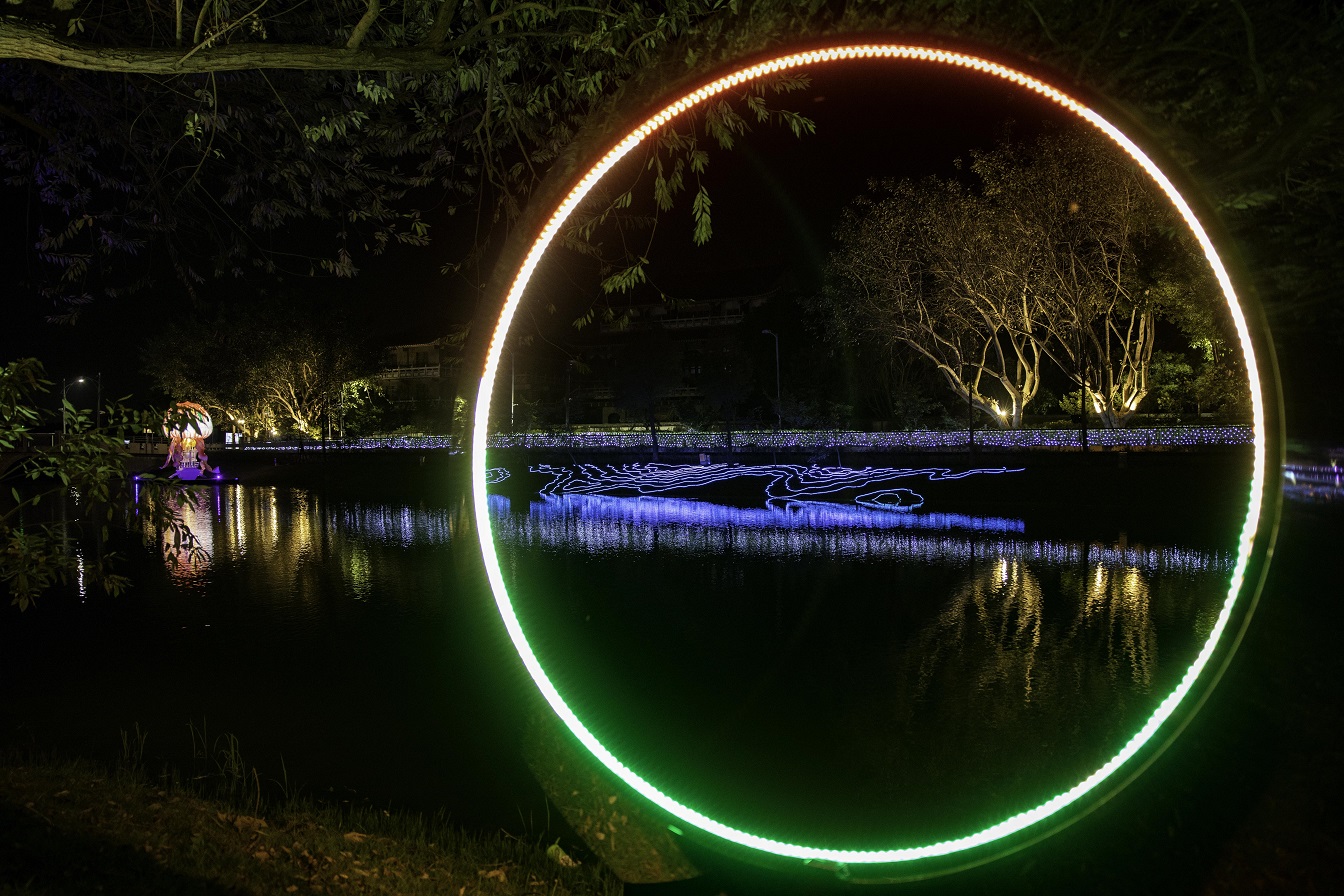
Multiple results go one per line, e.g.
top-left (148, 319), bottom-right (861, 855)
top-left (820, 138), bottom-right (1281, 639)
top-left (267, 488), bottom-right (280, 550)
top-left (136, 487), bottom-right (217, 586)
top-left (229, 487), bottom-right (247, 557)
top-left (167, 493), bottom-right (215, 586)
top-left (252, 489), bottom-right (319, 600)
top-left (348, 544), bottom-right (372, 600)
top-left (923, 558), bottom-right (1043, 702)
top-left (1080, 564), bottom-right (1154, 690)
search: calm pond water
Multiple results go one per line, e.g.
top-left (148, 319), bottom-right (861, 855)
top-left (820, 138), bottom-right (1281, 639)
top-left (1, 452), bottom-right (1253, 851)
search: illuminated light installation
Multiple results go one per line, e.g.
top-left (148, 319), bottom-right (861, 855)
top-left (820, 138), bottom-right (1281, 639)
top-left (1281, 461), bottom-right (1344, 504)
top-left (529, 462), bottom-right (1020, 505)
top-left (471, 44), bottom-right (1275, 871)
top-left (526, 461), bottom-right (1033, 514)
top-left (161, 401), bottom-right (218, 481)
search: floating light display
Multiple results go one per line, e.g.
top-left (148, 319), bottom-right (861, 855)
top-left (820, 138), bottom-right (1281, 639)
top-left (161, 401), bottom-right (217, 480)
top-left (1281, 462), bottom-right (1344, 503)
top-left (464, 42), bottom-right (1276, 874)
top-left (529, 461), bottom-right (1020, 503)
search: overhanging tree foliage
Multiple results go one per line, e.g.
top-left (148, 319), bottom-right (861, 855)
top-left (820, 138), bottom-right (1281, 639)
top-left (1, 359), bottom-right (204, 610)
top-left (0, 0), bottom-right (822, 320)
top-left (2, 0), bottom-right (1340, 430)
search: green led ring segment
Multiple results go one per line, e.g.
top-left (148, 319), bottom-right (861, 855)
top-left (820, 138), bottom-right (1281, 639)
top-left (471, 44), bottom-right (1272, 867)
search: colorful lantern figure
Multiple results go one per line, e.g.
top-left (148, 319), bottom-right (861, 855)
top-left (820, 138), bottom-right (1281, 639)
top-left (161, 401), bottom-right (216, 480)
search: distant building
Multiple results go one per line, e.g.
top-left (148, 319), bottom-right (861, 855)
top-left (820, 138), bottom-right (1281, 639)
top-left (575, 287), bottom-right (777, 427)
top-left (376, 337), bottom-right (458, 428)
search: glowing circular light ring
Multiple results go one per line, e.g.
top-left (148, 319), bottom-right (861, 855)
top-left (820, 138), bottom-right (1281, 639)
top-left (471, 44), bottom-right (1272, 866)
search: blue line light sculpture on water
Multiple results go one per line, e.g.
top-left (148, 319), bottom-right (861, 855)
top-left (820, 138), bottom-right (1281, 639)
top-left (528, 461), bottom-right (1021, 509)
top-left (470, 42), bottom-right (1279, 877)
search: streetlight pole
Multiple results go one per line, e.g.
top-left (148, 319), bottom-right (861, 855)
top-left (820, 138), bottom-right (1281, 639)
top-left (564, 360), bottom-right (574, 428)
top-left (1079, 362), bottom-right (1089, 452)
top-left (62, 376), bottom-right (86, 435)
top-left (762, 329), bottom-right (781, 429)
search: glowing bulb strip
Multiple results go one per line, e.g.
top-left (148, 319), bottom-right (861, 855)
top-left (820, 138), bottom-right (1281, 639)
top-left (471, 44), bottom-right (1270, 866)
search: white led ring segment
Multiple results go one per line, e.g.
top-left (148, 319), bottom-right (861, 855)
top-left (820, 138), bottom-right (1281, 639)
top-left (471, 44), bottom-right (1270, 865)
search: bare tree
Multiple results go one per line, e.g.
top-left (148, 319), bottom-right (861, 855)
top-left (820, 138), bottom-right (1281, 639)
top-left (822, 129), bottom-right (1223, 428)
top-left (825, 177), bottom-right (1048, 429)
top-left (981, 132), bottom-right (1210, 428)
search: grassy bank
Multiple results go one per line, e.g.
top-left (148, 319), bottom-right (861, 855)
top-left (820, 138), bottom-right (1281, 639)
top-left (0, 757), bottom-right (622, 896)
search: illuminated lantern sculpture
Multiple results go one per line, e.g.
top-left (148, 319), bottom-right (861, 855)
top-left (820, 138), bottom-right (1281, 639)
top-left (161, 401), bottom-right (216, 480)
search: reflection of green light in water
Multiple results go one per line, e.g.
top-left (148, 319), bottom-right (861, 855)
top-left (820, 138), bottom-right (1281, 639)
top-left (471, 44), bottom-right (1273, 868)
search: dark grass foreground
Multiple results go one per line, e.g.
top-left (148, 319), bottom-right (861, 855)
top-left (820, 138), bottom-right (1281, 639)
top-left (0, 759), bottom-right (622, 896)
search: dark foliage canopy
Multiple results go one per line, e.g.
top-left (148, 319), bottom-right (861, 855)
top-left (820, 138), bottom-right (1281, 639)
top-left (1, 0), bottom-right (1339, 396)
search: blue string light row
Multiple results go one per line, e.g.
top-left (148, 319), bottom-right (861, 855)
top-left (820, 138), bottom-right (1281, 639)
top-left (489, 425), bottom-right (1253, 451)
top-left (238, 425), bottom-right (1253, 454)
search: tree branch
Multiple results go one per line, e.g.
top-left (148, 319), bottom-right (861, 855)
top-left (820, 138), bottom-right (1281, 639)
top-left (418, 0), bottom-right (457, 50)
top-left (0, 102), bottom-right (57, 141)
top-left (346, 0), bottom-right (380, 52)
top-left (0, 19), bottom-right (457, 73)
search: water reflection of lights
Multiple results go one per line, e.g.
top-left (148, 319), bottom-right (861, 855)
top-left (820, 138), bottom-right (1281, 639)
top-left (74, 547), bottom-right (87, 601)
top-left (1282, 462), bottom-right (1344, 503)
top-left (489, 493), bottom-right (1231, 574)
top-left (348, 543), bottom-right (373, 600)
top-left (1077, 565), bottom-right (1158, 689)
top-left (334, 503), bottom-right (461, 547)
top-left (131, 480), bottom-right (219, 585)
top-left (918, 557), bottom-right (1045, 701)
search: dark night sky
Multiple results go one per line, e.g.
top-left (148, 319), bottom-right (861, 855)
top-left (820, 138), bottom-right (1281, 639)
top-left (658, 57), bottom-right (1075, 288)
top-left (520, 55), bottom-right (1079, 357)
top-left (567, 57), bottom-right (1077, 305)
